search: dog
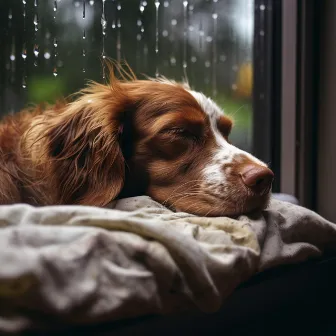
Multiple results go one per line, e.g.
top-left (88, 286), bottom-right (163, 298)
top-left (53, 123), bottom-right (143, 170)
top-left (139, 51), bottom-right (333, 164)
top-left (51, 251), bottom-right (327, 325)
top-left (0, 63), bottom-right (273, 216)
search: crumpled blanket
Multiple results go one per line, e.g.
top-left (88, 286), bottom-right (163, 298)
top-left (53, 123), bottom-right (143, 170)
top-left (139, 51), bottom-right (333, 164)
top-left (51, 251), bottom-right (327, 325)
top-left (0, 196), bottom-right (335, 334)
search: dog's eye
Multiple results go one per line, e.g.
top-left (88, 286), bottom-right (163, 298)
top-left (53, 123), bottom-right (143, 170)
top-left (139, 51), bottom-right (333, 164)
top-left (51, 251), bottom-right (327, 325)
top-left (168, 128), bottom-right (188, 135)
top-left (165, 128), bottom-right (198, 140)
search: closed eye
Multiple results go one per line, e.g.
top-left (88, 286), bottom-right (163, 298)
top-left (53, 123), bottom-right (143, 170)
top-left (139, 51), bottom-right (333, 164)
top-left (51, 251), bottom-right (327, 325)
top-left (162, 128), bottom-right (199, 141)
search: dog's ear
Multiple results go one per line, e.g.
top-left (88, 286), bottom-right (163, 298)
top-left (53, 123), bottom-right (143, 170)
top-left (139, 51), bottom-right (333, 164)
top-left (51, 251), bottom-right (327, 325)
top-left (44, 83), bottom-right (131, 206)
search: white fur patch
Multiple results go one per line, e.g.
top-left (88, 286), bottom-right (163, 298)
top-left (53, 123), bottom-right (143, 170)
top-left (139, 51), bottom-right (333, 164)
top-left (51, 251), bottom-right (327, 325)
top-left (188, 90), bottom-right (266, 192)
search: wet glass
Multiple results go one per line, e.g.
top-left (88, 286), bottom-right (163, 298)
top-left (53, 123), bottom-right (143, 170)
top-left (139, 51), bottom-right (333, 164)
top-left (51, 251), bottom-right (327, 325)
top-left (0, 0), bottom-right (254, 151)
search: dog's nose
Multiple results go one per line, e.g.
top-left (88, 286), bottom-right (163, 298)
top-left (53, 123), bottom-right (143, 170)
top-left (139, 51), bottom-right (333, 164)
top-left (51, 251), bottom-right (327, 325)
top-left (240, 164), bottom-right (274, 193)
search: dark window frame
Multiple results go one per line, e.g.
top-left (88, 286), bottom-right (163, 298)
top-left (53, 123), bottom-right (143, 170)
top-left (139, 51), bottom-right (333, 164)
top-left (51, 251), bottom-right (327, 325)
top-left (253, 0), bottom-right (320, 208)
top-left (252, 0), bottom-right (282, 192)
top-left (295, 0), bottom-right (320, 210)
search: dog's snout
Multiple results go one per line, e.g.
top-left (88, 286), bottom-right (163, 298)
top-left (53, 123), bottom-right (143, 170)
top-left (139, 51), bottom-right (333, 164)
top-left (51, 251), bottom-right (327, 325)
top-left (240, 164), bottom-right (274, 193)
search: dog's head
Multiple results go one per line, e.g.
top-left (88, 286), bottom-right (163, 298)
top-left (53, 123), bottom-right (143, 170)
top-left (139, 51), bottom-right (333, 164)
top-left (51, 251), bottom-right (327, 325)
top-left (30, 64), bottom-right (273, 216)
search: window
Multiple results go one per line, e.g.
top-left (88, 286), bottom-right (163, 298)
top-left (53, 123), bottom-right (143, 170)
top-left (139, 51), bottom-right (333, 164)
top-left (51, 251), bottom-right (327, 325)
top-left (0, 0), bottom-right (255, 152)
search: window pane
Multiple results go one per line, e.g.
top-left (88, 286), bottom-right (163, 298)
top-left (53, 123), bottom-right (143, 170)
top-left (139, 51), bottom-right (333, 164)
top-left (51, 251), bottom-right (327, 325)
top-left (0, 0), bottom-right (254, 151)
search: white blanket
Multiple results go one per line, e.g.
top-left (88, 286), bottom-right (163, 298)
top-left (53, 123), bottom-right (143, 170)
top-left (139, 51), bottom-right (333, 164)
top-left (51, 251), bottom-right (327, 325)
top-left (0, 197), bottom-right (335, 334)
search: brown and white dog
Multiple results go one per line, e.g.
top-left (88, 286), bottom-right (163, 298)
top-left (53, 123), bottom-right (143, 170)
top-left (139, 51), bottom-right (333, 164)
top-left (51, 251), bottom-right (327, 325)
top-left (0, 64), bottom-right (273, 216)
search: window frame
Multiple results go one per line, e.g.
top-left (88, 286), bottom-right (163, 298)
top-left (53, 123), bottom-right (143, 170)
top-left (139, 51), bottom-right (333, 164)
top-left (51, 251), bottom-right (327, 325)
top-left (253, 0), bottom-right (320, 208)
top-left (252, 0), bottom-right (282, 192)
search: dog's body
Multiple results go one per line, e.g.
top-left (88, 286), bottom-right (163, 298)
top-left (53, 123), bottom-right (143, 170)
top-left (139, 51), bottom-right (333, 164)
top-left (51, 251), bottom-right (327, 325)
top-left (0, 67), bottom-right (273, 216)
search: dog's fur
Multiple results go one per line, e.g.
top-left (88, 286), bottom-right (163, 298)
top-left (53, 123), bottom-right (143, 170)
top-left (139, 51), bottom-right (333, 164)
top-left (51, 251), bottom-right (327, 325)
top-left (0, 63), bottom-right (272, 216)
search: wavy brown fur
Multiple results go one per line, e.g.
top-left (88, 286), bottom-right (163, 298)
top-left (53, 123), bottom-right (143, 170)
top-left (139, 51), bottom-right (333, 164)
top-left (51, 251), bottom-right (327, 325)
top-left (0, 61), bottom-right (269, 217)
top-left (0, 62), bottom-right (138, 205)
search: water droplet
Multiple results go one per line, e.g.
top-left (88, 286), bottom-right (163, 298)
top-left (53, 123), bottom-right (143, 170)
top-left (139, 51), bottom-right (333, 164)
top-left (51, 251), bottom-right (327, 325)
top-left (117, 3), bottom-right (121, 10)
top-left (137, 19), bottom-right (142, 26)
top-left (260, 30), bottom-right (265, 36)
top-left (44, 51), bottom-right (51, 59)
top-left (83, 29), bottom-right (86, 39)
top-left (232, 65), bottom-right (238, 71)
top-left (57, 60), bottom-right (63, 67)
top-left (170, 56), bottom-right (176, 65)
top-left (163, 1), bottom-right (169, 7)
top-left (9, 54), bottom-right (15, 61)
top-left (206, 36), bottom-right (213, 42)
top-left (22, 48), bottom-right (27, 59)
top-left (171, 19), bottom-right (177, 26)
top-left (117, 28), bottom-right (121, 62)
top-left (89, 0), bottom-right (94, 5)
top-left (53, 68), bottom-right (58, 77)
top-left (143, 43), bottom-right (149, 56)
top-left (83, 0), bottom-right (85, 19)
top-left (112, 20), bottom-right (116, 29)
top-left (205, 61), bottom-right (211, 68)
top-left (101, 14), bottom-right (107, 35)
top-left (137, 34), bottom-right (141, 41)
top-left (117, 19), bottom-right (121, 28)
top-left (34, 13), bottom-right (39, 30)
top-left (83, 68), bottom-right (86, 73)
top-left (53, 38), bottom-right (58, 47)
top-left (212, 13), bottom-right (218, 20)
top-left (8, 9), bottom-right (12, 19)
top-left (182, 0), bottom-right (188, 74)
top-left (162, 30), bottom-right (168, 37)
top-left (74, 1), bottom-right (80, 7)
top-left (260, 4), bottom-right (266, 10)
top-left (33, 44), bottom-right (39, 57)
top-left (139, 5), bottom-right (145, 12)
top-left (22, 0), bottom-right (26, 4)
top-left (53, 1), bottom-right (57, 11)
top-left (82, 49), bottom-right (86, 57)
top-left (155, 0), bottom-right (160, 74)
top-left (219, 54), bottom-right (226, 62)
top-left (22, 78), bottom-right (27, 89)
top-left (191, 56), bottom-right (197, 63)
top-left (33, 0), bottom-right (39, 69)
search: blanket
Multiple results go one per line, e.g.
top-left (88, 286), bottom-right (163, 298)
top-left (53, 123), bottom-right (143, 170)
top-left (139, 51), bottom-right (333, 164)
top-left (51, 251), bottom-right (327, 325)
top-left (0, 197), bottom-right (335, 334)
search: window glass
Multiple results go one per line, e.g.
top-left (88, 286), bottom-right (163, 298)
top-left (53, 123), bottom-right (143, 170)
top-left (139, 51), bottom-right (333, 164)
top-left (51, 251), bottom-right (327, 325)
top-left (0, 0), bottom-right (254, 151)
